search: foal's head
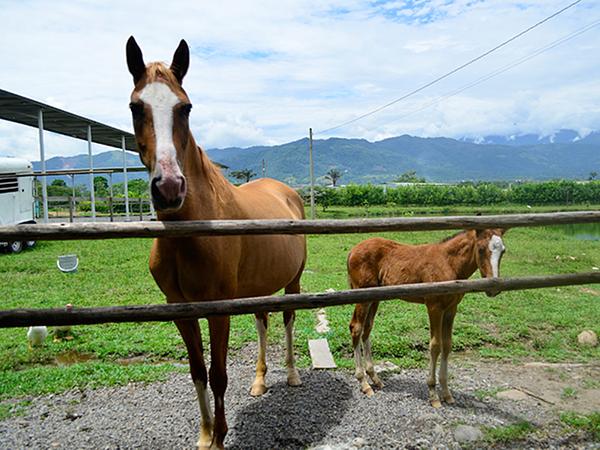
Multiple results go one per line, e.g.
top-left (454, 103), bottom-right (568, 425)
top-left (126, 36), bottom-right (192, 212)
top-left (474, 229), bottom-right (506, 297)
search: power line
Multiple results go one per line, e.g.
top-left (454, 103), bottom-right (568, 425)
top-left (383, 18), bottom-right (600, 125)
top-left (316, 0), bottom-right (584, 135)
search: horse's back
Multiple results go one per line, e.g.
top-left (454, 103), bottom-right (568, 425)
top-left (236, 178), bottom-right (304, 220)
top-left (348, 237), bottom-right (438, 288)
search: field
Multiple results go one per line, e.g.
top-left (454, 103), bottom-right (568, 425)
top-left (0, 205), bottom-right (599, 400)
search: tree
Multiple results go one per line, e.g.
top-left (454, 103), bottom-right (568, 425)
top-left (589, 171), bottom-right (598, 181)
top-left (127, 178), bottom-right (150, 198)
top-left (93, 176), bottom-right (109, 197)
top-left (325, 168), bottom-right (343, 187)
top-left (393, 170), bottom-right (426, 183)
top-left (230, 169), bottom-right (256, 183)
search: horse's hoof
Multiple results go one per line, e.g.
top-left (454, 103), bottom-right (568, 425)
top-left (250, 383), bottom-right (267, 396)
top-left (287, 375), bottom-right (302, 387)
top-left (431, 399), bottom-right (442, 408)
top-left (374, 380), bottom-right (384, 389)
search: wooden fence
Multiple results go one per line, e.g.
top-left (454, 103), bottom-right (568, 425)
top-left (0, 211), bottom-right (598, 328)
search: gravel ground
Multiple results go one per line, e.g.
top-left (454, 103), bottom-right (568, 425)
top-left (1, 346), bottom-right (598, 450)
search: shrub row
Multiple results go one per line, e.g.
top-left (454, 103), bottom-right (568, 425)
top-left (298, 180), bottom-right (600, 207)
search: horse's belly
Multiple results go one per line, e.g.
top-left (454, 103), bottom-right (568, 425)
top-left (236, 235), bottom-right (306, 296)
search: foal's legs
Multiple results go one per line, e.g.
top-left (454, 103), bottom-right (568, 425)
top-left (439, 303), bottom-right (458, 404)
top-left (284, 278), bottom-right (302, 387)
top-left (174, 319), bottom-right (213, 449)
top-left (208, 316), bottom-right (230, 450)
top-left (426, 304), bottom-right (444, 408)
top-left (250, 312), bottom-right (269, 396)
top-left (362, 301), bottom-right (383, 389)
top-left (350, 302), bottom-right (374, 396)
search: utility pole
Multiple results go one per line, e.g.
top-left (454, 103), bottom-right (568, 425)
top-left (309, 128), bottom-right (315, 219)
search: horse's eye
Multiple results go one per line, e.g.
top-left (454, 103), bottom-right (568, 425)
top-left (129, 102), bottom-right (144, 117)
top-left (180, 103), bottom-right (192, 117)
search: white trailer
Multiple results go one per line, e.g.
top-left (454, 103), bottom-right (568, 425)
top-left (0, 157), bottom-right (36, 252)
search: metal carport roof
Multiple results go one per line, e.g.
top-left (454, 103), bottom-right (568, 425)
top-left (0, 88), bottom-right (137, 150)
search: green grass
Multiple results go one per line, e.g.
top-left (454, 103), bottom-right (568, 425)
top-left (0, 400), bottom-right (30, 420)
top-left (560, 412), bottom-right (600, 441)
top-left (0, 204), bottom-right (599, 400)
top-left (483, 421), bottom-right (536, 444)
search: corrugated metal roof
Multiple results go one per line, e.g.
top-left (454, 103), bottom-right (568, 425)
top-left (0, 89), bottom-right (137, 150)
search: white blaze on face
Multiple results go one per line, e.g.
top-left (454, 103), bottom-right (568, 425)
top-left (138, 82), bottom-right (181, 179)
top-left (488, 234), bottom-right (505, 278)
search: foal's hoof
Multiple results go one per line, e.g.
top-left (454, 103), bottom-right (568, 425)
top-left (361, 385), bottom-right (375, 397)
top-left (287, 376), bottom-right (302, 387)
top-left (287, 370), bottom-right (302, 387)
top-left (430, 399), bottom-right (442, 408)
top-left (250, 382), bottom-right (268, 397)
top-left (443, 394), bottom-right (455, 405)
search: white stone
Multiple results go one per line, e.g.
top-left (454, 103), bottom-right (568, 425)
top-left (577, 330), bottom-right (598, 347)
top-left (454, 425), bottom-right (483, 443)
top-left (496, 389), bottom-right (528, 401)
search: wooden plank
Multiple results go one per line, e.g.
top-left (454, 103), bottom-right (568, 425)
top-left (309, 339), bottom-right (337, 369)
top-left (1, 211), bottom-right (600, 241)
top-left (0, 272), bottom-right (598, 328)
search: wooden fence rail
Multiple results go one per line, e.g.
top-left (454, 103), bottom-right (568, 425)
top-left (1, 211), bottom-right (600, 241)
top-left (1, 272), bottom-right (598, 328)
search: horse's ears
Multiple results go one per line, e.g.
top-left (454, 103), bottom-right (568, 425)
top-left (170, 39), bottom-right (189, 84)
top-left (126, 36), bottom-right (146, 84)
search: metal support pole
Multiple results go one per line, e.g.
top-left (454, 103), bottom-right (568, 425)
top-left (109, 172), bottom-right (114, 222)
top-left (70, 174), bottom-right (75, 223)
top-left (37, 109), bottom-right (48, 223)
top-left (309, 128), bottom-right (315, 220)
top-left (148, 173), bottom-right (155, 219)
top-left (121, 136), bottom-right (130, 220)
top-left (87, 125), bottom-right (96, 221)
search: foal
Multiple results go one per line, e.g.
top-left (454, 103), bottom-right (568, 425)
top-left (126, 38), bottom-right (306, 449)
top-left (348, 229), bottom-right (506, 407)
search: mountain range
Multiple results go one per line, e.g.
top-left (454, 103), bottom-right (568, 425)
top-left (32, 129), bottom-right (600, 185)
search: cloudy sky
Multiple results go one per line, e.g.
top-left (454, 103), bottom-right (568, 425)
top-left (1, 0), bottom-right (599, 161)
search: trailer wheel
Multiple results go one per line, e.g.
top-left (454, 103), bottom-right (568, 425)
top-left (9, 241), bottom-right (23, 253)
top-left (25, 240), bottom-right (36, 248)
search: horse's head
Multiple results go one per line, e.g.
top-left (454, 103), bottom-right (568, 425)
top-left (126, 36), bottom-right (192, 212)
top-left (474, 228), bottom-right (506, 297)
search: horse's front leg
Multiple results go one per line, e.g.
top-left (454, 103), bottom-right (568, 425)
top-left (174, 319), bottom-right (213, 449)
top-left (208, 316), bottom-right (230, 450)
top-left (426, 304), bottom-right (444, 408)
top-left (439, 303), bottom-right (458, 404)
top-left (250, 312), bottom-right (269, 396)
top-left (284, 279), bottom-right (302, 387)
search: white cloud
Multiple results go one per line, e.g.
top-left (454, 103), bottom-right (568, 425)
top-left (0, 0), bottom-right (599, 161)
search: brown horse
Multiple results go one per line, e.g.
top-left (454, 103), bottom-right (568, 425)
top-left (348, 229), bottom-right (506, 407)
top-left (126, 37), bottom-right (306, 449)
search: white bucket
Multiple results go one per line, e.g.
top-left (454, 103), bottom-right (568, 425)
top-left (57, 254), bottom-right (79, 273)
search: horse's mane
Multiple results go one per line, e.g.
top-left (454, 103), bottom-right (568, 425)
top-left (145, 62), bottom-right (179, 84)
top-left (439, 230), bottom-right (468, 243)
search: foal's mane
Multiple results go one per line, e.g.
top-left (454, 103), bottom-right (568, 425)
top-left (439, 230), bottom-right (468, 243)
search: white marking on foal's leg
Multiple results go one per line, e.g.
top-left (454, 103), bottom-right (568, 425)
top-left (363, 337), bottom-right (384, 389)
top-left (285, 313), bottom-right (302, 387)
top-left (194, 380), bottom-right (214, 449)
top-left (354, 339), bottom-right (373, 396)
top-left (428, 338), bottom-right (442, 408)
top-left (438, 356), bottom-right (454, 404)
top-left (250, 316), bottom-right (268, 396)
